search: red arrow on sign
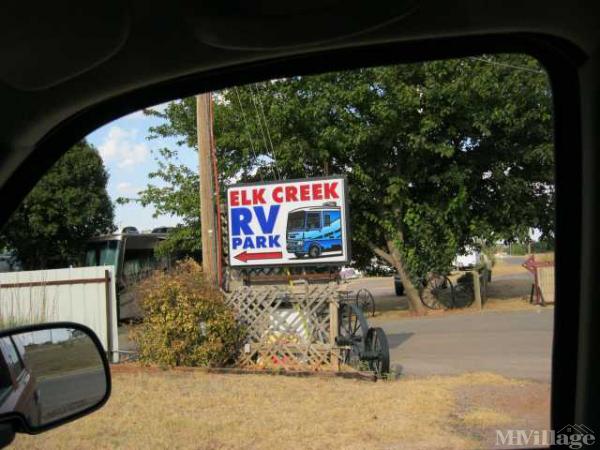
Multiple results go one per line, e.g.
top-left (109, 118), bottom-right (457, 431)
top-left (234, 251), bottom-right (283, 263)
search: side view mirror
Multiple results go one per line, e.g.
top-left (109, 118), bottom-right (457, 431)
top-left (0, 322), bottom-right (110, 443)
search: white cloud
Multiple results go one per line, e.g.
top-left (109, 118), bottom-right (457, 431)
top-left (116, 182), bottom-right (141, 195)
top-left (98, 126), bottom-right (149, 168)
top-left (116, 181), bottom-right (131, 191)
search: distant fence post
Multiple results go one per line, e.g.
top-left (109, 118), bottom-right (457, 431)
top-left (480, 269), bottom-right (488, 306)
top-left (329, 299), bottom-right (339, 371)
top-left (472, 270), bottom-right (482, 310)
top-left (104, 269), bottom-right (114, 362)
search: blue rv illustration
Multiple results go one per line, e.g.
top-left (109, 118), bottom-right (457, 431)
top-left (286, 203), bottom-right (343, 258)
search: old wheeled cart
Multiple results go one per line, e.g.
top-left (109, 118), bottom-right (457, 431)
top-left (335, 290), bottom-right (390, 376)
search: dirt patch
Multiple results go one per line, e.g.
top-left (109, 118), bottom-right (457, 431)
top-left (487, 278), bottom-right (531, 300)
top-left (532, 252), bottom-right (554, 263)
top-left (371, 294), bottom-right (414, 320)
top-left (484, 278), bottom-right (554, 312)
top-left (453, 380), bottom-right (550, 447)
top-left (491, 263), bottom-right (528, 277)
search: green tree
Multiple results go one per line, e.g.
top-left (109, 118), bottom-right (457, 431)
top-left (0, 141), bottom-right (115, 269)
top-left (134, 55), bottom-right (553, 314)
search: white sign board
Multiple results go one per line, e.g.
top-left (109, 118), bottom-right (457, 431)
top-left (227, 176), bottom-right (350, 267)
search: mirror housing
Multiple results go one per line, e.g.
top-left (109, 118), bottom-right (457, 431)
top-left (0, 322), bottom-right (111, 435)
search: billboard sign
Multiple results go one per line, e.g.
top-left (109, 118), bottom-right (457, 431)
top-left (227, 176), bottom-right (350, 267)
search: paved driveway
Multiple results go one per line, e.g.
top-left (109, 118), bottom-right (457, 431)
top-left (377, 309), bottom-right (554, 381)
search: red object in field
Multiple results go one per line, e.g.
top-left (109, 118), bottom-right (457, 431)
top-left (271, 354), bottom-right (289, 366)
top-left (522, 255), bottom-right (555, 305)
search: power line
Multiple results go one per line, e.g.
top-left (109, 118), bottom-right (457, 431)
top-left (249, 85), bottom-right (280, 179)
top-left (248, 88), bottom-right (270, 154)
top-left (469, 57), bottom-right (544, 75)
top-left (233, 86), bottom-right (263, 180)
top-left (252, 84), bottom-right (278, 167)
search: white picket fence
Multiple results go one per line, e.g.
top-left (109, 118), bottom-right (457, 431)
top-left (0, 266), bottom-right (119, 362)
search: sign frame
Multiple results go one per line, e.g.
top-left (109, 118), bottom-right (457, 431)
top-left (226, 175), bottom-right (351, 268)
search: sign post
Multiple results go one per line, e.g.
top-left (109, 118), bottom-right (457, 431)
top-left (227, 176), bottom-right (350, 268)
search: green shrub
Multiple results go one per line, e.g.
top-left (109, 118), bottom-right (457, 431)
top-left (132, 259), bottom-right (244, 367)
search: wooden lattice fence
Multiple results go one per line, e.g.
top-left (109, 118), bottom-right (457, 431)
top-left (225, 284), bottom-right (340, 371)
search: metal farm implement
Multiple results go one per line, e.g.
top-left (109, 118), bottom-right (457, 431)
top-left (335, 300), bottom-right (390, 376)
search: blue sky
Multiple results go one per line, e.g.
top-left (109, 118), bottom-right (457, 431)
top-left (86, 103), bottom-right (197, 232)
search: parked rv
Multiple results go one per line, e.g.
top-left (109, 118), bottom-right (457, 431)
top-left (0, 252), bottom-right (21, 273)
top-left (286, 203), bottom-right (343, 259)
top-left (453, 247), bottom-right (482, 270)
top-left (84, 227), bottom-right (172, 320)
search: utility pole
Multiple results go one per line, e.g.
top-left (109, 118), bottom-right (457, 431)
top-left (197, 93), bottom-right (218, 286)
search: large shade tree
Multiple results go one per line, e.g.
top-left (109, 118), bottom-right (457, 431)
top-left (134, 55), bottom-right (553, 314)
top-left (1, 140), bottom-right (115, 269)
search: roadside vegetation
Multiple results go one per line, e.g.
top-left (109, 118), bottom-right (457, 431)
top-left (132, 259), bottom-right (244, 367)
top-left (23, 336), bottom-right (102, 378)
top-left (366, 255), bottom-right (552, 321)
top-left (0, 140), bottom-right (114, 270)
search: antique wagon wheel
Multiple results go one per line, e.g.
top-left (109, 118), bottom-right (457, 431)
top-left (337, 303), bottom-right (369, 368)
top-left (419, 273), bottom-right (454, 310)
top-left (339, 303), bottom-right (369, 340)
top-left (363, 327), bottom-right (390, 376)
top-left (355, 288), bottom-right (375, 317)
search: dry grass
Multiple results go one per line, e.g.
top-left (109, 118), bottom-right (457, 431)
top-left (492, 252), bottom-right (554, 277)
top-left (370, 294), bottom-right (414, 320)
top-left (12, 369), bottom-right (539, 450)
top-left (453, 377), bottom-right (550, 446)
top-left (461, 408), bottom-right (513, 428)
top-left (25, 338), bottom-right (102, 377)
top-left (533, 252), bottom-right (554, 263)
top-left (488, 263), bottom-right (527, 277)
top-left (483, 278), bottom-right (540, 312)
top-left (369, 279), bottom-right (545, 321)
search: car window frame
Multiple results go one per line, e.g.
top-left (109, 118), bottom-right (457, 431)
top-left (0, 33), bottom-right (587, 432)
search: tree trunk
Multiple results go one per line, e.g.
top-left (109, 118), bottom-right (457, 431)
top-left (371, 241), bottom-right (426, 316)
